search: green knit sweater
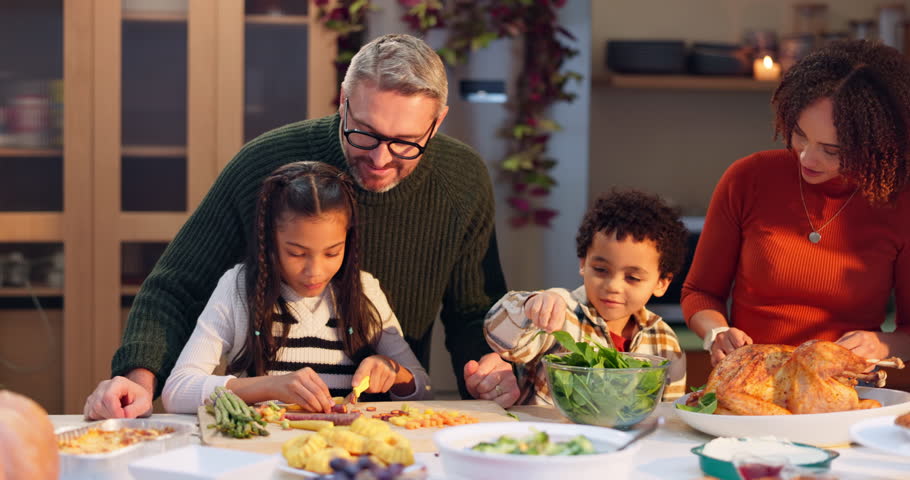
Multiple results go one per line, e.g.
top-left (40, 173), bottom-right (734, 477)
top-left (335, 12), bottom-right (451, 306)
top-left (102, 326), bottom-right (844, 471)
top-left (112, 113), bottom-right (507, 398)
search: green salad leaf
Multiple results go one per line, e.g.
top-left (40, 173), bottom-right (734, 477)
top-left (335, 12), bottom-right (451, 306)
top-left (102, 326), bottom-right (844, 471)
top-left (542, 331), bottom-right (669, 427)
top-left (674, 391), bottom-right (717, 414)
top-left (471, 429), bottom-right (595, 456)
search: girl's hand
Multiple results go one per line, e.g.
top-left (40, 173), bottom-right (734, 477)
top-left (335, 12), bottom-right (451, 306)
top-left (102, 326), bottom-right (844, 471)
top-left (524, 291), bottom-right (567, 333)
top-left (353, 355), bottom-right (401, 394)
top-left (710, 328), bottom-right (753, 365)
top-left (836, 330), bottom-right (888, 365)
top-left (271, 367), bottom-right (334, 413)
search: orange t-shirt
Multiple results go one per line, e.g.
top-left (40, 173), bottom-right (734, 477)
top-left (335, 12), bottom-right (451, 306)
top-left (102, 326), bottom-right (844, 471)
top-left (681, 149), bottom-right (910, 345)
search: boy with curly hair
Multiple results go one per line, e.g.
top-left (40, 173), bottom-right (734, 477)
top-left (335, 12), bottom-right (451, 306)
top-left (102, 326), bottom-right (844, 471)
top-left (484, 189), bottom-right (688, 405)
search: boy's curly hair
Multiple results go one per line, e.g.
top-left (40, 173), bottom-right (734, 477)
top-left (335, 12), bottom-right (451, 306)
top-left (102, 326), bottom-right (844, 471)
top-left (772, 40), bottom-right (910, 205)
top-left (576, 189), bottom-right (688, 279)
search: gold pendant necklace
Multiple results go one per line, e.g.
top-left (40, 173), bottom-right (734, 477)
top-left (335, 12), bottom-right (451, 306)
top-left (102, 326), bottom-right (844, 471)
top-left (797, 165), bottom-right (858, 244)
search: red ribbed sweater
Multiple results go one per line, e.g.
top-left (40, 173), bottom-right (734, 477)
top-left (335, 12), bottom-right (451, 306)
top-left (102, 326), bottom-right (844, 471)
top-left (682, 149), bottom-right (910, 345)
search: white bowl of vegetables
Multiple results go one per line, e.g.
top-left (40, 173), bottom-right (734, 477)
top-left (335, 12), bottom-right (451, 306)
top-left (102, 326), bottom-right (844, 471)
top-left (433, 421), bottom-right (639, 480)
top-left (542, 333), bottom-right (669, 429)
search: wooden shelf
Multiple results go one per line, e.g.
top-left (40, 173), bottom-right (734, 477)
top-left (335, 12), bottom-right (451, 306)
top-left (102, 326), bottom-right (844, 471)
top-left (122, 11), bottom-right (187, 23)
top-left (0, 147), bottom-right (63, 157)
top-left (121, 285), bottom-right (141, 296)
top-left (245, 14), bottom-right (310, 26)
top-left (119, 212), bottom-right (188, 241)
top-left (0, 213), bottom-right (63, 242)
top-left (594, 72), bottom-right (778, 92)
top-left (121, 145), bottom-right (187, 158)
top-left (0, 287), bottom-right (63, 297)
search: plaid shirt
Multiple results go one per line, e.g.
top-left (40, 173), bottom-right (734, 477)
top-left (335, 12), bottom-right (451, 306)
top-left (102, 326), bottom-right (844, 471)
top-left (484, 286), bottom-right (687, 405)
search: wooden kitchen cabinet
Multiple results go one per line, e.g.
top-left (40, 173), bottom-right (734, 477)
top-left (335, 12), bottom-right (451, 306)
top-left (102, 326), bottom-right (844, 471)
top-left (0, 0), bottom-right (336, 413)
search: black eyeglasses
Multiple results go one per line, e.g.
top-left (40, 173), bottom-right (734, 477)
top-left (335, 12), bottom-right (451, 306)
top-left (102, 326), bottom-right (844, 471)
top-left (342, 98), bottom-right (438, 160)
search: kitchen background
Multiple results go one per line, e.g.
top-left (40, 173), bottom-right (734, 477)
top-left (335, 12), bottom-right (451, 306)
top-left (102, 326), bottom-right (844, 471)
top-left (1, 0), bottom-right (907, 412)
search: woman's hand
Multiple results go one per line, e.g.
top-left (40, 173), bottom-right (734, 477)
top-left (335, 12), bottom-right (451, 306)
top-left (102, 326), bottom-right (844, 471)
top-left (710, 328), bottom-right (753, 365)
top-left (836, 330), bottom-right (889, 363)
top-left (269, 367), bottom-right (334, 413)
top-left (353, 355), bottom-right (402, 394)
top-left (524, 291), bottom-right (567, 333)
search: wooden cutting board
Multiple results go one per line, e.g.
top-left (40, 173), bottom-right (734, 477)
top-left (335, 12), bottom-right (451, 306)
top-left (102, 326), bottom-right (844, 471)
top-left (199, 399), bottom-right (517, 454)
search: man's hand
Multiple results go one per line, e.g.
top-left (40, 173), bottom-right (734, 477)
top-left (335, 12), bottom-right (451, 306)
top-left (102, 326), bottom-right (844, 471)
top-left (464, 353), bottom-right (520, 408)
top-left (524, 291), bottom-right (567, 333)
top-left (710, 328), bottom-right (753, 365)
top-left (83, 369), bottom-right (154, 420)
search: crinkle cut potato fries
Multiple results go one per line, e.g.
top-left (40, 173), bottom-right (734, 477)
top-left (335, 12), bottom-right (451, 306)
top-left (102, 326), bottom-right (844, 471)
top-left (283, 417), bottom-right (415, 474)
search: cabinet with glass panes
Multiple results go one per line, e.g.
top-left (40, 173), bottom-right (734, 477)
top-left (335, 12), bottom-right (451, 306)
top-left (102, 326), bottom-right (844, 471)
top-left (0, 0), bottom-right (336, 413)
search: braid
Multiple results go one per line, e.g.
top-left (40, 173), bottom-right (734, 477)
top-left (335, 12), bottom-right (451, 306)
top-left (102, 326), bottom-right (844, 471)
top-left (228, 175), bottom-right (284, 376)
top-left (255, 179), bottom-right (275, 375)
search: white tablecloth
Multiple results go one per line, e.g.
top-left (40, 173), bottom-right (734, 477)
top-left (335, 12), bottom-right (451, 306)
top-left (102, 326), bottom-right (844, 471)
top-left (52, 403), bottom-right (910, 479)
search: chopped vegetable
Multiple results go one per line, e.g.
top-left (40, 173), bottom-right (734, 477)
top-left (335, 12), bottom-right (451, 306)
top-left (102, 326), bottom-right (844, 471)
top-left (352, 376), bottom-right (370, 403)
top-left (286, 419), bottom-right (334, 431)
top-left (471, 429), bottom-right (595, 455)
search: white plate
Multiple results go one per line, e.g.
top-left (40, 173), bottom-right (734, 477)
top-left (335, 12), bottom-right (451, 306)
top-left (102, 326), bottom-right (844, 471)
top-left (275, 456), bottom-right (427, 477)
top-left (850, 416), bottom-right (910, 457)
top-left (673, 387), bottom-right (910, 447)
top-left (128, 445), bottom-right (277, 480)
top-left (433, 421), bottom-right (638, 480)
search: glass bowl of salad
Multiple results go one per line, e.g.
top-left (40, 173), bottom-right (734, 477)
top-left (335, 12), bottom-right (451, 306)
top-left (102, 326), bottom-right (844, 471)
top-left (542, 348), bottom-right (668, 430)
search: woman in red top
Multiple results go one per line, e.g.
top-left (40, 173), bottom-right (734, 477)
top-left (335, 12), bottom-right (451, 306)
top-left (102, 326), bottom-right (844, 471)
top-left (682, 40), bottom-right (910, 365)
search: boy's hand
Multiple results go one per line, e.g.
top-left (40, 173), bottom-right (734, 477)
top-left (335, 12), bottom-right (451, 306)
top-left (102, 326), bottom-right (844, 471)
top-left (353, 355), bottom-right (400, 394)
top-left (524, 291), bottom-right (567, 332)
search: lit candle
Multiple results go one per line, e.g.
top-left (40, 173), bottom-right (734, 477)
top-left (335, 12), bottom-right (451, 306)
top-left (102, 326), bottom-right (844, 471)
top-left (753, 55), bottom-right (781, 81)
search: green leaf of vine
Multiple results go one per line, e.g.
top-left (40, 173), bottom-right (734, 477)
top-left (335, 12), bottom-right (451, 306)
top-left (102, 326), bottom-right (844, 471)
top-left (350, 0), bottom-right (369, 17)
top-left (436, 47), bottom-right (458, 67)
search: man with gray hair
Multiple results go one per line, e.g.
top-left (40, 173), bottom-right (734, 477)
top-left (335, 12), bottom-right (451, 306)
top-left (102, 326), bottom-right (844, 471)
top-left (84, 34), bottom-right (520, 418)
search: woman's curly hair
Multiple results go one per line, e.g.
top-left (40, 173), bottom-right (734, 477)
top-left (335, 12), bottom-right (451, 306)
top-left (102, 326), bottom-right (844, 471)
top-left (772, 40), bottom-right (910, 204)
top-left (576, 189), bottom-right (688, 279)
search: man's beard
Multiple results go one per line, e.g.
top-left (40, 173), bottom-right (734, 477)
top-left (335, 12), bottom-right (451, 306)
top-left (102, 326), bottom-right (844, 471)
top-left (347, 155), bottom-right (400, 193)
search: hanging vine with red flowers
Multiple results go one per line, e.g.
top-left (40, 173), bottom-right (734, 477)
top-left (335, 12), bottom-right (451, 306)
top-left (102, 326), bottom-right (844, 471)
top-left (316, 0), bottom-right (580, 228)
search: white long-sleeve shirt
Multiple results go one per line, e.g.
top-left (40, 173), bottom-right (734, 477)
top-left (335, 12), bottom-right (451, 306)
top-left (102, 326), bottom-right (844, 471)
top-left (162, 265), bottom-right (431, 413)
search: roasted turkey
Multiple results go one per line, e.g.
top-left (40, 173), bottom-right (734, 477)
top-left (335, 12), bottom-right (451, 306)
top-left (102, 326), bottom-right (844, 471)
top-left (693, 340), bottom-right (904, 415)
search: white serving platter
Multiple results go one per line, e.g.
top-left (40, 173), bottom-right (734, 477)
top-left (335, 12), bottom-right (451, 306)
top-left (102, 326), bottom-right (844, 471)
top-left (673, 387), bottom-right (910, 447)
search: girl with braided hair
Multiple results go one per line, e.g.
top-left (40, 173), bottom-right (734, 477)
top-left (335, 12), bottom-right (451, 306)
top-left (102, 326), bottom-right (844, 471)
top-left (683, 40), bottom-right (910, 367)
top-left (161, 161), bottom-right (430, 413)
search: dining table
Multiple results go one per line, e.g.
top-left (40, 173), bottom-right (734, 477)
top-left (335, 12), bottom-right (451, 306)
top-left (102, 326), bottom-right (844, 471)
top-left (51, 402), bottom-right (910, 479)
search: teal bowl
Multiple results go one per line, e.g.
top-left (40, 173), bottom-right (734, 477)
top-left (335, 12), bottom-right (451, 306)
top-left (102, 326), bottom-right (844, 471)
top-left (691, 442), bottom-right (839, 480)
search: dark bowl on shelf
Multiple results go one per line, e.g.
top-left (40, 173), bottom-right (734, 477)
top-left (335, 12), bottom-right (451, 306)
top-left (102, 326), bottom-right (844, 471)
top-left (688, 43), bottom-right (751, 76)
top-left (606, 40), bottom-right (687, 74)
